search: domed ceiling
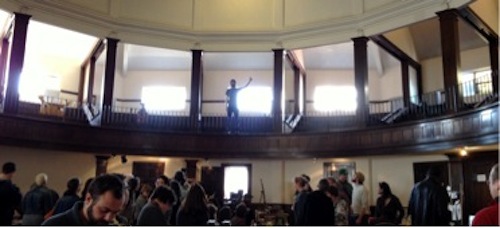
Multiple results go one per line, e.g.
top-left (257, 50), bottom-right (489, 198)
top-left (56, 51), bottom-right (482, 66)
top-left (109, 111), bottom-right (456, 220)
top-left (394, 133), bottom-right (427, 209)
top-left (0, 0), bottom-right (472, 51)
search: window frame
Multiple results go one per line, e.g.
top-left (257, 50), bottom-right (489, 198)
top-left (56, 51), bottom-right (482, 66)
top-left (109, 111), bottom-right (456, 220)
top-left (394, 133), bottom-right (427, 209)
top-left (221, 163), bottom-right (252, 200)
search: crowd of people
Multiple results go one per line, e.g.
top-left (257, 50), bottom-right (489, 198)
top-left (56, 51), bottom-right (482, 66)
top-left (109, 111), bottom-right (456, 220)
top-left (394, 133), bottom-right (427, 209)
top-left (291, 165), bottom-right (499, 226)
top-left (0, 161), bottom-right (498, 226)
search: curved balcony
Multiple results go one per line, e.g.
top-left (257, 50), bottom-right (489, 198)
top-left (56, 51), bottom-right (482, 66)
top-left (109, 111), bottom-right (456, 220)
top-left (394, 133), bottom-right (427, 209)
top-left (0, 97), bottom-right (497, 159)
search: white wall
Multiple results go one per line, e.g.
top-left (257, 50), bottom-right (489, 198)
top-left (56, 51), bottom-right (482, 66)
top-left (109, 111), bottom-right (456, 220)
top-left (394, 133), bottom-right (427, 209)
top-left (377, 64), bottom-right (403, 100)
top-left (421, 46), bottom-right (491, 93)
top-left (385, 27), bottom-right (418, 60)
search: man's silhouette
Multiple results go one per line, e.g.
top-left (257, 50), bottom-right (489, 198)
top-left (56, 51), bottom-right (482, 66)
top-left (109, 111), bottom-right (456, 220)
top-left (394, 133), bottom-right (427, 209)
top-left (225, 77), bottom-right (252, 132)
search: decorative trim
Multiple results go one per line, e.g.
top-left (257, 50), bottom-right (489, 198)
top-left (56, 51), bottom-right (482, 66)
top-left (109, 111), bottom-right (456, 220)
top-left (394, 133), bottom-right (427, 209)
top-left (1, 0), bottom-right (472, 51)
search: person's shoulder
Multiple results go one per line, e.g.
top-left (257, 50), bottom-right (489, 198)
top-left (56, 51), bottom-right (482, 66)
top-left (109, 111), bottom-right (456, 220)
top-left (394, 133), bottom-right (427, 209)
top-left (42, 211), bottom-right (73, 226)
top-left (472, 203), bottom-right (499, 226)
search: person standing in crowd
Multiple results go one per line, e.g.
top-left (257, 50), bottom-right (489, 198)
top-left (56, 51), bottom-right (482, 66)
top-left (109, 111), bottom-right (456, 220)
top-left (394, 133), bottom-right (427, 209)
top-left (218, 205), bottom-right (232, 226)
top-left (133, 183), bottom-right (153, 224)
top-left (326, 185), bottom-right (349, 226)
top-left (119, 176), bottom-right (139, 225)
top-left (338, 168), bottom-right (353, 202)
top-left (136, 186), bottom-right (177, 226)
top-left (22, 173), bottom-right (57, 225)
top-left (169, 181), bottom-right (182, 226)
top-left (472, 164), bottom-right (499, 226)
top-left (176, 183), bottom-right (209, 226)
top-left (292, 176), bottom-right (309, 225)
top-left (42, 174), bottom-right (126, 226)
top-left (301, 174), bottom-right (313, 192)
top-left (240, 193), bottom-right (255, 226)
top-left (369, 182), bottom-right (404, 225)
top-left (408, 167), bottom-right (451, 226)
top-left (0, 162), bottom-right (22, 226)
top-left (230, 203), bottom-right (248, 226)
top-left (350, 171), bottom-right (370, 225)
top-left (301, 178), bottom-right (336, 226)
top-left (52, 177), bottom-right (81, 216)
top-left (155, 175), bottom-right (170, 188)
top-left (80, 177), bottom-right (94, 201)
top-left (225, 77), bottom-right (252, 133)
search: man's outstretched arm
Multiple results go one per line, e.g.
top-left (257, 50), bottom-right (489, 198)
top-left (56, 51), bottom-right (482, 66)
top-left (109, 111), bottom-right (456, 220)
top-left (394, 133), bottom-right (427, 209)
top-left (241, 77), bottom-right (253, 89)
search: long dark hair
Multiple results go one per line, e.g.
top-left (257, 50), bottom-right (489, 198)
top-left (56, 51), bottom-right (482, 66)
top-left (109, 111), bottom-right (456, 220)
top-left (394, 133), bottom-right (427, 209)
top-left (180, 183), bottom-right (208, 214)
top-left (379, 182), bottom-right (393, 198)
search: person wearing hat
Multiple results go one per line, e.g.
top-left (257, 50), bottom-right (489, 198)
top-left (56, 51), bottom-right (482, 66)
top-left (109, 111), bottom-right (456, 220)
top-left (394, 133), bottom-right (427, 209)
top-left (350, 171), bottom-right (370, 225)
top-left (338, 169), bottom-right (353, 202)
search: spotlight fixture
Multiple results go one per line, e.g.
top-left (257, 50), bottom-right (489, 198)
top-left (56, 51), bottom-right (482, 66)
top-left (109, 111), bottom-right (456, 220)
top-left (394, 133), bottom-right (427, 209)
top-left (121, 155), bottom-right (128, 164)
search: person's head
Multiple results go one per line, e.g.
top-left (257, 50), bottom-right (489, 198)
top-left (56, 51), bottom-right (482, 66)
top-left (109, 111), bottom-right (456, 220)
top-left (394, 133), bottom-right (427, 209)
top-left (378, 182), bottom-right (393, 198)
top-left (127, 177), bottom-right (139, 192)
top-left (83, 174), bottom-right (126, 225)
top-left (150, 186), bottom-right (177, 214)
top-left (230, 79), bottom-right (236, 88)
top-left (325, 185), bottom-right (339, 201)
top-left (235, 203), bottom-right (247, 218)
top-left (317, 178), bottom-right (329, 192)
top-left (426, 167), bottom-right (441, 179)
top-left (140, 183), bottom-right (153, 198)
top-left (326, 177), bottom-right (337, 186)
top-left (487, 164), bottom-right (499, 199)
top-left (155, 175), bottom-right (169, 188)
top-left (174, 170), bottom-right (186, 185)
top-left (218, 206), bottom-right (232, 223)
top-left (208, 204), bottom-right (218, 220)
top-left (66, 177), bottom-right (81, 195)
top-left (2, 162), bottom-right (16, 179)
top-left (353, 171), bottom-right (365, 185)
top-left (181, 183), bottom-right (207, 213)
top-left (81, 177), bottom-right (95, 200)
top-left (338, 168), bottom-right (348, 182)
top-left (35, 173), bottom-right (48, 187)
top-left (294, 176), bottom-right (307, 191)
top-left (243, 193), bottom-right (252, 205)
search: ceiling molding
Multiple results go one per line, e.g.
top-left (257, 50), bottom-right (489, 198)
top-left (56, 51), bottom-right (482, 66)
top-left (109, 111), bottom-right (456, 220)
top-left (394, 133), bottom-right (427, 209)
top-left (0, 0), bottom-right (473, 51)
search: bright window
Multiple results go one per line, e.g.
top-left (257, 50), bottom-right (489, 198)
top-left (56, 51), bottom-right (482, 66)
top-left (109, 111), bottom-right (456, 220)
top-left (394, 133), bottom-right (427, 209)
top-left (313, 86), bottom-right (357, 112)
top-left (237, 86), bottom-right (272, 115)
top-left (460, 70), bottom-right (492, 97)
top-left (223, 166), bottom-right (249, 199)
top-left (19, 70), bottom-right (60, 103)
top-left (141, 86), bottom-right (186, 111)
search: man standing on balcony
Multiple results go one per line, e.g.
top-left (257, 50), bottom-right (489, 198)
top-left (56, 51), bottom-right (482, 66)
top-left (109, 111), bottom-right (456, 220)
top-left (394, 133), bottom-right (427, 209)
top-left (226, 77), bottom-right (252, 133)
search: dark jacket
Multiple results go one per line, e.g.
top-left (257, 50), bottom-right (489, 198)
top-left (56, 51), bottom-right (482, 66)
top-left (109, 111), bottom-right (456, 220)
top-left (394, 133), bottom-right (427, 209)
top-left (0, 180), bottom-right (22, 226)
top-left (22, 186), bottom-right (54, 216)
top-left (176, 207), bottom-right (209, 226)
top-left (293, 190), bottom-right (308, 225)
top-left (42, 201), bottom-right (86, 226)
top-left (408, 176), bottom-right (451, 226)
top-left (301, 190), bottom-right (335, 226)
top-left (374, 195), bottom-right (405, 225)
top-left (137, 202), bottom-right (168, 226)
top-left (52, 193), bottom-right (80, 215)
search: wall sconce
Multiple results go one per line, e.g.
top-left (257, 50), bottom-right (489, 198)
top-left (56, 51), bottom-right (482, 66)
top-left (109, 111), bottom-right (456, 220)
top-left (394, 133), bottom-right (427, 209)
top-left (459, 148), bottom-right (468, 157)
